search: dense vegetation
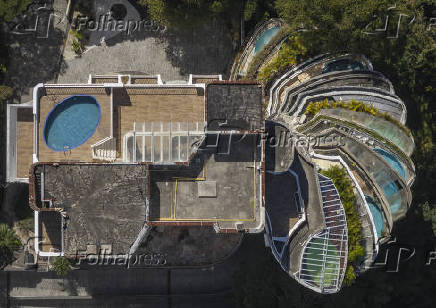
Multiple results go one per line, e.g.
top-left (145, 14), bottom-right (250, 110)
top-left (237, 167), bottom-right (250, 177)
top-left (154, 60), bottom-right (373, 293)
top-left (305, 99), bottom-right (412, 136)
top-left (0, 224), bottom-right (21, 269)
top-left (52, 256), bottom-right (71, 277)
top-left (257, 35), bottom-right (306, 83)
top-left (137, 0), bottom-right (277, 46)
top-left (138, 0), bottom-right (244, 29)
top-left (0, 0), bottom-right (31, 22)
top-left (0, 0), bottom-right (28, 100)
top-left (0, 84), bottom-right (13, 107)
top-left (321, 166), bottom-right (365, 286)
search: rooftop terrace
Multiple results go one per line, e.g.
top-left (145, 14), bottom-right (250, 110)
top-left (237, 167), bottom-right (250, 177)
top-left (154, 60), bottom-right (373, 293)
top-left (35, 85), bottom-right (205, 163)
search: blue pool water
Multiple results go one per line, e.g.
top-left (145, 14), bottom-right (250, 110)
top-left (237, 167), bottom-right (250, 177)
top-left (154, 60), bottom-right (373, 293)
top-left (365, 195), bottom-right (385, 238)
top-left (382, 180), bottom-right (402, 214)
top-left (254, 26), bottom-right (280, 54)
top-left (374, 148), bottom-right (406, 179)
top-left (322, 59), bottom-right (365, 74)
top-left (43, 95), bottom-right (101, 151)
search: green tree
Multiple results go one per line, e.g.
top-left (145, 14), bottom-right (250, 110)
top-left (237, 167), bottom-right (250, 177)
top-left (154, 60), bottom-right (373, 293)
top-left (138, 0), bottom-right (243, 29)
top-left (0, 224), bottom-right (21, 269)
top-left (422, 201), bottom-right (436, 236)
top-left (257, 35), bottom-right (307, 83)
top-left (52, 256), bottom-right (71, 277)
top-left (0, 0), bottom-right (32, 22)
top-left (0, 84), bottom-right (13, 106)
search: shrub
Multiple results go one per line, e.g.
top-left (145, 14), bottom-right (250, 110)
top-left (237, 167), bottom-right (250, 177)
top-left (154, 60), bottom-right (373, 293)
top-left (422, 201), bottom-right (436, 236)
top-left (52, 256), bottom-right (71, 277)
top-left (72, 39), bottom-right (84, 55)
top-left (0, 0), bottom-right (32, 22)
top-left (305, 99), bottom-right (412, 136)
top-left (257, 35), bottom-right (306, 83)
top-left (18, 217), bottom-right (34, 232)
top-left (0, 85), bottom-right (13, 107)
top-left (70, 29), bottom-right (84, 41)
top-left (320, 165), bottom-right (365, 286)
top-left (0, 224), bottom-right (21, 269)
top-left (70, 14), bottom-right (89, 56)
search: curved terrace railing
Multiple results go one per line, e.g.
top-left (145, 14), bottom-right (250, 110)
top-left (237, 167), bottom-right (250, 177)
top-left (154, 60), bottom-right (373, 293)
top-left (297, 174), bottom-right (348, 294)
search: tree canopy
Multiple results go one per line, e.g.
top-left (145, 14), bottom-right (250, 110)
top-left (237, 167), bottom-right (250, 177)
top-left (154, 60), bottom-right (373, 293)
top-left (52, 256), bottom-right (71, 277)
top-left (0, 224), bottom-right (21, 269)
top-left (138, 0), bottom-right (243, 29)
top-left (0, 0), bottom-right (31, 22)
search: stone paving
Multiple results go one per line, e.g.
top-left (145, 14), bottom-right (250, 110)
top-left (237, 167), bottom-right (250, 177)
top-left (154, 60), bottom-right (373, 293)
top-left (58, 0), bottom-right (233, 83)
top-left (58, 35), bottom-right (183, 83)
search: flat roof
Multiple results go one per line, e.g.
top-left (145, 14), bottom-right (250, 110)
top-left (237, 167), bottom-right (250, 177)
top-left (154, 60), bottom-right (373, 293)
top-left (206, 83), bottom-right (263, 131)
top-left (148, 133), bottom-right (263, 230)
top-left (37, 164), bottom-right (147, 255)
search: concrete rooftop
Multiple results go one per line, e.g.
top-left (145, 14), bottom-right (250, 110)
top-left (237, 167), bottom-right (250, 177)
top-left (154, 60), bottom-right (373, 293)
top-left (148, 133), bottom-right (263, 230)
top-left (36, 164), bottom-right (147, 255)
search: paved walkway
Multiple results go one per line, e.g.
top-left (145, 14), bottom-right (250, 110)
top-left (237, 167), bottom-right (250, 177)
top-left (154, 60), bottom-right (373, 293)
top-left (58, 35), bottom-right (183, 83)
top-left (58, 0), bottom-right (233, 83)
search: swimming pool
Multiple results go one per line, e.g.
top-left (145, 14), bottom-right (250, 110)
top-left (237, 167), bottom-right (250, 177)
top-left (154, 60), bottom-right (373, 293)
top-left (374, 147), bottom-right (406, 179)
top-left (365, 195), bottom-right (385, 238)
top-left (322, 58), bottom-right (365, 74)
top-left (254, 26), bottom-right (280, 54)
top-left (43, 95), bottom-right (101, 151)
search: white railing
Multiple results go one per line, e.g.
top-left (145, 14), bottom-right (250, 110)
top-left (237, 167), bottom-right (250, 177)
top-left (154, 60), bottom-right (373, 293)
top-left (91, 137), bottom-right (116, 161)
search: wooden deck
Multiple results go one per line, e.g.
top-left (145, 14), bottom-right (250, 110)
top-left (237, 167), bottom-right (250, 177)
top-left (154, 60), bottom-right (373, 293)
top-left (131, 77), bottom-right (159, 84)
top-left (16, 108), bottom-right (34, 178)
top-left (36, 86), bottom-right (204, 163)
top-left (116, 87), bottom-right (205, 152)
top-left (37, 87), bottom-right (112, 162)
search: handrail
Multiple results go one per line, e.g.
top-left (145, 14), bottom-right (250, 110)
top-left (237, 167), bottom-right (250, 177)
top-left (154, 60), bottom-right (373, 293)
top-left (91, 136), bottom-right (113, 148)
